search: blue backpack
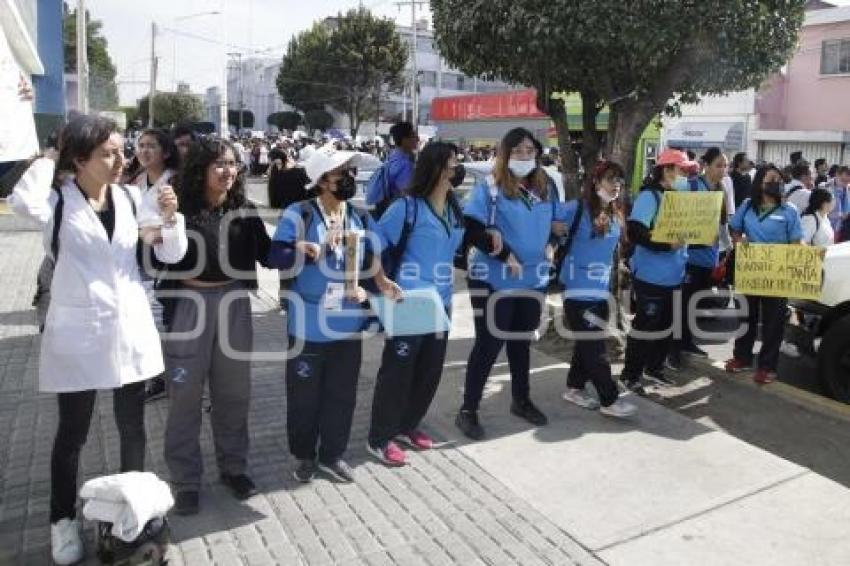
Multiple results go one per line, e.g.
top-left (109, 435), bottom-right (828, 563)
top-left (365, 162), bottom-right (392, 217)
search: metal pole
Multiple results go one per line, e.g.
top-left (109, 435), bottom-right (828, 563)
top-left (411, 3), bottom-right (418, 130)
top-left (148, 22), bottom-right (157, 126)
top-left (220, 3), bottom-right (229, 135)
top-left (76, 0), bottom-right (88, 113)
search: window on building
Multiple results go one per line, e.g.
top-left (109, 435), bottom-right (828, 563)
top-left (420, 71), bottom-right (437, 87)
top-left (821, 38), bottom-right (850, 75)
top-left (416, 38), bottom-right (435, 53)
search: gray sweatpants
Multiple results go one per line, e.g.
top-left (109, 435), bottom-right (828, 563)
top-left (163, 282), bottom-right (253, 493)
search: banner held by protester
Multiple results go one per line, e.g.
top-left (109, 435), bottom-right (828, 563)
top-left (652, 191), bottom-right (724, 246)
top-left (735, 243), bottom-right (823, 301)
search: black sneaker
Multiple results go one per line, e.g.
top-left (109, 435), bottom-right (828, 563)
top-left (455, 410), bottom-right (485, 440)
top-left (681, 342), bottom-right (709, 358)
top-left (144, 375), bottom-right (167, 402)
top-left (665, 350), bottom-right (682, 372)
top-left (318, 459), bottom-right (354, 483)
top-left (173, 491), bottom-right (199, 516)
top-left (644, 368), bottom-right (676, 386)
top-left (510, 399), bottom-right (548, 426)
top-left (220, 473), bottom-right (257, 500)
top-left (293, 460), bottom-right (318, 483)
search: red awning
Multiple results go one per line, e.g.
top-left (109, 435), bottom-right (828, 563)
top-left (431, 89), bottom-right (546, 121)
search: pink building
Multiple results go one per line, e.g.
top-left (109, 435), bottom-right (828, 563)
top-left (754, 6), bottom-right (850, 165)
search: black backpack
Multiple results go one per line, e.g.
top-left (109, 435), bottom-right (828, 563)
top-left (95, 517), bottom-right (170, 565)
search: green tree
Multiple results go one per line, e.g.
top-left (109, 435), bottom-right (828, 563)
top-left (277, 7), bottom-right (408, 137)
top-left (63, 3), bottom-right (119, 111)
top-left (228, 110), bottom-right (255, 130)
top-left (136, 93), bottom-right (205, 128)
top-left (431, 0), bottom-right (805, 198)
top-left (119, 106), bottom-right (141, 127)
top-left (268, 111), bottom-right (302, 131)
top-left (304, 109), bottom-right (335, 133)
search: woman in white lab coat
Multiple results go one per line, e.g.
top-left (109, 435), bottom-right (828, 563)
top-left (9, 115), bottom-right (187, 566)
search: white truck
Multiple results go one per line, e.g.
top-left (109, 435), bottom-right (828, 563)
top-left (785, 242), bottom-right (850, 402)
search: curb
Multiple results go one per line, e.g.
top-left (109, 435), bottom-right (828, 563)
top-left (697, 357), bottom-right (850, 425)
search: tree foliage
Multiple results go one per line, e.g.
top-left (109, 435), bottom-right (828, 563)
top-left (136, 93), bottom-right (205, 128)
top-left (63, 3), bottom-right (119, 111)
top-left (268, 111), bottom-right (303, 131)
top-left (277, 7), bottom-right (408, 136)
top-left (431, 0), bottom-right (806, 197)
top-left (304, 109), bottom-right (335, 133)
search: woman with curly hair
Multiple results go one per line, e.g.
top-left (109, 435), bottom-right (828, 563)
top-left (161, 138), bottom-right (272, 515)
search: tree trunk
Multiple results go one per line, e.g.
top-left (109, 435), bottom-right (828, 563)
top-left (580, 91), bottom-right (603, 183)
top-left (606, 98), bottom-right (656, 192)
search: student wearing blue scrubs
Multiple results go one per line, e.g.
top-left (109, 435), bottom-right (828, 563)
top-left (668, 147), bottom-right (729, 370)
top-left (367, 142), bottom-right (466, 466)
top-left (621, 149), bottom-right (694, 393)
top-left (558, 161), bottom-right (637, 418)
top-left (455, 128), bottom-right (559, 440)
top-left (269, 148), bottom-right (401, 484)
top-left (725, 165), bottom-right (803, 385)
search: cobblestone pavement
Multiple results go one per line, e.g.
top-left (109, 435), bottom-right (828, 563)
top-left (0, 225), bottom-right (601, 565)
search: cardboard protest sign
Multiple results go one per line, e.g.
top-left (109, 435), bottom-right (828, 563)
top-left (652, 191), bottom-right (724, 246)
top-left (734, 243), bottom-right (823, 301)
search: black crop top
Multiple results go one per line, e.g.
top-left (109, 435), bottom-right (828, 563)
top-left (165, 202), bottom-right (272, 287)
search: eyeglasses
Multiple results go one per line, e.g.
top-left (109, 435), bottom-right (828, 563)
top-left (213, 160), bottom-right (238, 170)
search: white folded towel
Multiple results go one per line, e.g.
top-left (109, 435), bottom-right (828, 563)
top-left (80, 472), bottom-right (174, 542)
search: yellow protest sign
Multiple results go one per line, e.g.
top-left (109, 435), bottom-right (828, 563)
top-left (734, 243), bottom-right (823, 301)
top-left (651, 191), bottom-right (724, 245)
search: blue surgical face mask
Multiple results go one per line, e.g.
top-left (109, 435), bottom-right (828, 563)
top-left (672, 175), bottom-right (689, 191)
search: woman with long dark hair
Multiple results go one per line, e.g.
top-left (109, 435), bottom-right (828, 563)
top-left (162, 138), bottom-right (272, 515)
top-left (455, 128), bottom-right (560, 440)
top-left (620, 149), bottom-right (694, 394)
top-left (725, 165), bottom-right (803, 383)
top-left (559, 161), bottom-right (637, 417)
top-left (10, 115), bottom-right (187, 565)
top-left (367, 142), bottom-right (466, 466)
top-left (801, 188), bottom-right (835, 247)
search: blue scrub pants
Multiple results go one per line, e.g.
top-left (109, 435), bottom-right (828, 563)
top-left (462, 279), bottom-right (544, 412)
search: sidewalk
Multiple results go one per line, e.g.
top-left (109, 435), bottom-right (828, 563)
top-left (1, 222), bottom-right (849, 565)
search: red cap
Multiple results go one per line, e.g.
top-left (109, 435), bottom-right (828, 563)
top-left (657, 148), bottom-right (698, 169)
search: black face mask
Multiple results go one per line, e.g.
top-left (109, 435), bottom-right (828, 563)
top-left (450, 164), bottom-right (466, 188)
top-left (763, 181), bottom-right (784, 201)
top-left (332, 173), bottom-right (357, 201)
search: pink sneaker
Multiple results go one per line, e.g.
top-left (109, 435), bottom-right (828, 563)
top-left (396, 430), bottom-right (434, 450)
top-left (367, 440), bottom-right (406, 467)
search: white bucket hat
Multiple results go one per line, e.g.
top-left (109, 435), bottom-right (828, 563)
top-left (303, 143), bottom-right (381, 189)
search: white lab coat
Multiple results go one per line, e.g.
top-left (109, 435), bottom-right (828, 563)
top-left (130, 168), bottom-right (175, 228)
top-left (9, 158), bottom-right (188, 393)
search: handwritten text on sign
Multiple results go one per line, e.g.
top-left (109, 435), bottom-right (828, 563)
top-left (735, 244), bottom-right (823, 301)
top-left (652, 191), bottom-right (724, 245)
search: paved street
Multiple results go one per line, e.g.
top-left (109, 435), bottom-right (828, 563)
top-left (1, 209), bottom-right (850, 565)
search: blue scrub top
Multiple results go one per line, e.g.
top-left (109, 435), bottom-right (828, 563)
top-left (555, 200), bottom-right (621, 302)
top-left (681, 176), bottom-right (721, 269)
top-left (729, 199), bottom-right (803, 244)
top-left (379, 196), bottom-right (465, 308)
top-left (629, 187), bottom-right (688, 287)
top-left (464, 179), bottom-right (556, 291)
top-left (273, 200), bottom-right (380, 342)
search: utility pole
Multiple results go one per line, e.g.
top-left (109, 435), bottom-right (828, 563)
top-left (148, 22), bottom-right (157, 126)
top-left (395, 1), bottom-right (427, 130)
top-left (76, 0), bottom-right (89, 113)
top-left (227, 52), bottom-right (244, 133)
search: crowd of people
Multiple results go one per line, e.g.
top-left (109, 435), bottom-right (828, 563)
top-left (9, 113), bottom-right (848, 565)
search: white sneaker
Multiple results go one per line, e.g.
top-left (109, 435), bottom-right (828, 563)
top-left (600, 399), bottom-right (638, 418)
top-left (51, 518), bottom-right (83, 565)
top-left (562, 388), bottom-right (600, 410)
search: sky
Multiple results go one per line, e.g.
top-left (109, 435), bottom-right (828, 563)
top-left (87, 0), bottom-right (850, 107)
top-left (84, 0), bottom-right (431, 106)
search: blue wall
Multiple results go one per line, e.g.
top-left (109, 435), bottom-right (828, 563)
top-left (33, 0), bottom-right (65, 116)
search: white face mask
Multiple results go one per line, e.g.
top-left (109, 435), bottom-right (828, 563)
top-left (508, 159), bottom-right (537, 179)
top-left (597, 189), bottom-right (617, 204)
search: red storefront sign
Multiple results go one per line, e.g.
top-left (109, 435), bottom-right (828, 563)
top-left (431, 89), bottom-right (546, 121)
